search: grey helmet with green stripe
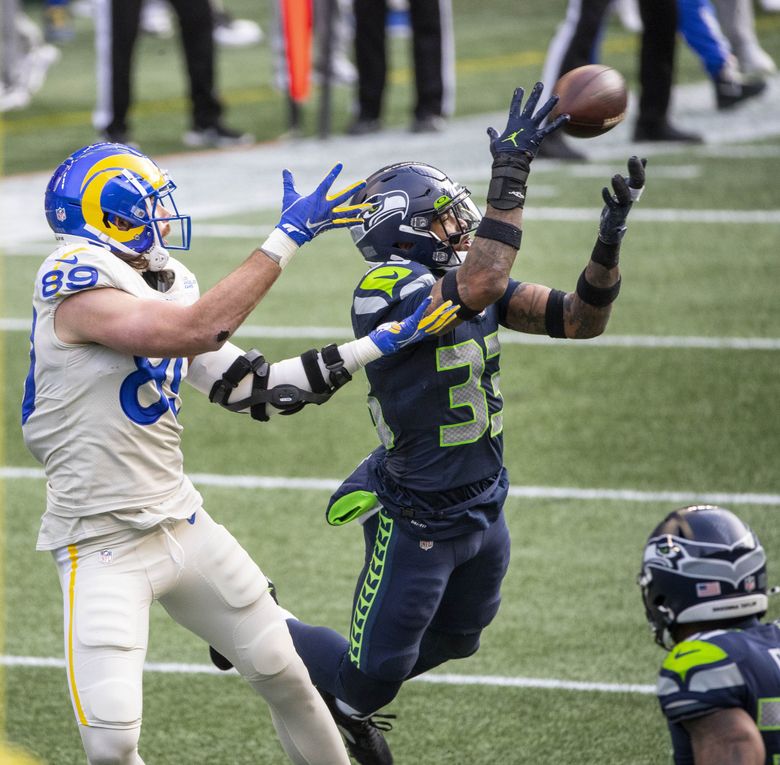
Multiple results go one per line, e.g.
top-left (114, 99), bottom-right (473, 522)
top-left (638, 505), bottom-right (768, 650)
top-left (349, 162), bottom-right (481, 272)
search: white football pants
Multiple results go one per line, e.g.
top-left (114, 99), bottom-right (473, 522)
top-left (53, 508), bottom-right (348, 765)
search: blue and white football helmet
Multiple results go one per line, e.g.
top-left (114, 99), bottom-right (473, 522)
top-left (349, 162), bottom-right (481, 272)
top-left (44, 142), bottom-right (191, 271)
top-left (638, 505), bottom-right (768, 649)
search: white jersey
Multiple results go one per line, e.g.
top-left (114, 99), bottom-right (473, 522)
top-left (22, 242), bottom-right (204, 550)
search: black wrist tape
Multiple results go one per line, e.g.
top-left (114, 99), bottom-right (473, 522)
top-left (487, 154), bottom-right (531, 210)
top-left (591, 238), bottom-right (621, 268)
top-left (441, 268), bottom-right (482, 321)
top-left (544, 289), bottom-right (567, 338)
top-left (476, 217), bottom-right (523, 250)
top-left (576, 271), bottom-right (621, 307)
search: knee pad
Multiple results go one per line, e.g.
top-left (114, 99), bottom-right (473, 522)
top-left (80, 724), bottom-right (141, 765)
top-left (84, 676), bottom-right (143, 728)
top-left (242, 615), bottom-right (298, 679)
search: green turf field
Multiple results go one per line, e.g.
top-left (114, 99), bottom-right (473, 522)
top-left (2, 1), bottom-right (780, 763)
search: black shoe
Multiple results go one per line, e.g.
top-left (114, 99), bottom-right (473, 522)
top-left (715, 75), bottom-right (767, 109)
top-left (347, 118), bottom-right (381, 136)
top-left (319, 690), bottom-right (395, 765)
top-left (208, 580), bottom-right (279, 671)
top-left (410, 115), bottom-right (446, 133)
top-left (183, 123), bottom-right (254, 148)
top-left (633, 121), bottom-right (703, 143)
top-left (536, 130), bottom-right (586, 161)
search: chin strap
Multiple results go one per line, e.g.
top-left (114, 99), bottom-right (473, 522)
top-left (144, 245), bottom-right (170, 271)
top-left (208, 347), bottom-right (352, 421)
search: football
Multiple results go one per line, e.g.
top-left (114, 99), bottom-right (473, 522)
top-left (549, 64), bottom-right (628, 138)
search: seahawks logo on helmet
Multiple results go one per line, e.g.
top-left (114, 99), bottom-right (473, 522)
top-left (363, 191), bottom-right (409, 230)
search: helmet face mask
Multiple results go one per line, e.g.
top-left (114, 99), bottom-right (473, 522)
top-left (45, 142), bottom-right (192, 271)
top-left (350, 162), bottom-right (482, 272)
top-left (638, 505), bottom-right (768, 649)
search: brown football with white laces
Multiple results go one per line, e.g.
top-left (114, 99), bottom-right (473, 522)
top-left (549, 64), bottom-right (628, 138)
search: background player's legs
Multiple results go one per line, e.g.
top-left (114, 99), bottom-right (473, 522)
top-left (92, 0), bottom-right (142, 140)
top-left (352, 0), bottom-right (387, 122)
top-left (167, 0), bottom-right (222, 130)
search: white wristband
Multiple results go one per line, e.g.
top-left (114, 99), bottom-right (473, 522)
top-left (340, 335), bottom-right (383, 370)
top-left (260, 228), bottom-right (300, 270)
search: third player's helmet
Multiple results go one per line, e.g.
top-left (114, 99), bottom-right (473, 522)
top-left (44, 142), bottom-right (191, 271)
top-left (349, 162), bottom-right (481, 272)
top-left (638, 505), bottom-right (768, 649)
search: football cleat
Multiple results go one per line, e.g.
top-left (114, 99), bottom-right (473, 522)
top-left (319, 690), bottom-right (395, 765)
top-left (209, 579), bottom-right (279, 671)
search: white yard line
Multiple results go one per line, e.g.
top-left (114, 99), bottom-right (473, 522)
top-left (2, 467), bottom-right (779, 506)
top-left (2, 317), bottom-right (780, 350)
top-left (0, 654), bottom-right (656, 695)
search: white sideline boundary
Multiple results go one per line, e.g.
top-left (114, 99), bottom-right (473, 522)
top-left (0, 654), bottom-right (655, 695)
top-left (2, 466), bottom-right (779, 506)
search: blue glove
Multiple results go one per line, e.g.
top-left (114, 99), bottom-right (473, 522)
top-left (487, 82), bottom-right (569, 160)
top-left (276, 164), bottom-right (369, 246)
top-left (369, 298), bottom-right (459, 355)
top-left (598, 156), bottom-right (647, 244)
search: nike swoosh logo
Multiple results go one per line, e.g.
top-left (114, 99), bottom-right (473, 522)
top-left (306, 217), bottom-right (329, 229)
top-left (377, 270), bottom-right (401, 280)
top-left (674, 649), bottom-right (701, 659)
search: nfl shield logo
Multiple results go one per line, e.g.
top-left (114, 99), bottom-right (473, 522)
top-left (99, 549), bottom-right (113, 565)
top-left (56, 207), bottom-right (67, 222)
top-left (744, 575), bottom-right (756, 592)
top-left (419, 540), bottom-right (433, 551)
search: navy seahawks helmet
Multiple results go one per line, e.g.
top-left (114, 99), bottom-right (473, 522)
top-left (44, 142), bottom-right (191, 271)
top-left (638, 505), bottom-right (768, 649)
top-left (349, 162), bottom-right (481, 272)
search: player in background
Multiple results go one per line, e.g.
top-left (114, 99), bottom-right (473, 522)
top-left (251, 83), bottom-right (647, 764)
top-left (639, 505), bottom-right (780, 765)
top-left (22, 142), bottom-right (457, 765)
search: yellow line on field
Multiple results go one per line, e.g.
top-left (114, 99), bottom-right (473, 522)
top-left (0, 124), bottom-right (7, 740)
top-left (2, 85), bottom-right (281, 134)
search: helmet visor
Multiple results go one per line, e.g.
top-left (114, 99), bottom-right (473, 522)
top-left (409, 186), bottom-right (481, 248)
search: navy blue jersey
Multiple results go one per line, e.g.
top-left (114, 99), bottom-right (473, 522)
top-left (351, 260), bottom-right (519, 493)
top-left (657, 619), bottom-right (780, 765)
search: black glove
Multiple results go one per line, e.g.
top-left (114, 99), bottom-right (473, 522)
top-left (486, 83), bottom-right (569, 210)
top-left (487, 82), bottom-right (569, 159)
top-left (598, 156), bottom-right (647, 244)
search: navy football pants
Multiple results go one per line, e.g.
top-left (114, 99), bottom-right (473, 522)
top-left (287, 509), bottom-right (510, 713)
